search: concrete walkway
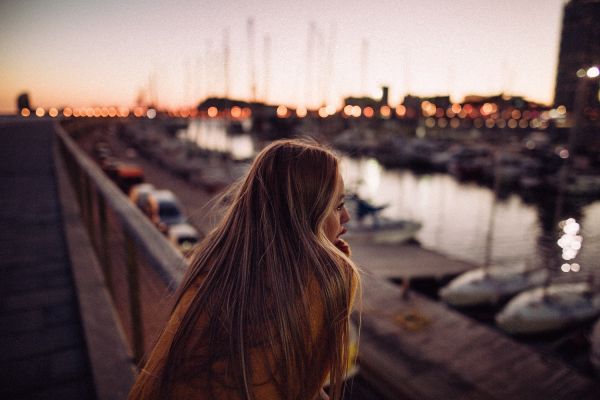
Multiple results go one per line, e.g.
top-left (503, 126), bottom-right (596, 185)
top-left (0, 120), bottom-right (96, 399)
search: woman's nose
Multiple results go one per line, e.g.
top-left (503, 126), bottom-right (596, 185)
top-left (341, 207), bottom-right (350, 223)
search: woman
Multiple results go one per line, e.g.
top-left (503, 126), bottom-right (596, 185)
top-left (129, 139), bottom-right (359, 400)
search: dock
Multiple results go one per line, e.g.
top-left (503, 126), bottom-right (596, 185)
top-left (356, 272), bottom-right (598, 399)
top-left (0, 119), bottom-right (134, 399)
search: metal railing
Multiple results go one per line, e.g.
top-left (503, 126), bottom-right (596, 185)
top-left (56, 121), bottom-right (187, 363)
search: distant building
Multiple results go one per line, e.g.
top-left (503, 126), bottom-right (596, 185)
top-left (343, 96), bottom-right (380, 109)
top-left (344, 86), bottom-right (389, 109)
top-left (380, 86), bottom-right (389, 106)
top-left (197, 97), bottom-right (251, 111)
top-left (463, 94), bottom-right (531, 109)
top-left (421, 96), bottom-right (451, 109)
top-left (17, 93), bottom-right (30, 111)
top-left (554, 0), bottom-right (600, 112)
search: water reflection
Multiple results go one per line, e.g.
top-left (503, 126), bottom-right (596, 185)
top-left (182, 119), bottom-right (255, 160)
top-left (179, 120), bottom-right (600, 276)
top-left (341, 156), bottom-right (541, 265)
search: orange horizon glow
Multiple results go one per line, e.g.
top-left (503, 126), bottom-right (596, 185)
top-left (0, 0), bottom-right (567, 114)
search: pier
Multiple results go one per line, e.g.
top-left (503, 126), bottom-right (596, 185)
top-left (0, 120), bottom-right (134, 399)
top-left (1, 118), bottom-right (599, 399)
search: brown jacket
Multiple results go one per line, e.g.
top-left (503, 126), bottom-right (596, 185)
top-left (129, 278), bottom-right (332, 400)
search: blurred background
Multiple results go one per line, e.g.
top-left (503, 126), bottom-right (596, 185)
top-left (1, 1), bottom-right (600, 399)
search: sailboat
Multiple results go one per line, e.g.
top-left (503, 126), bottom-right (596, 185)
top-left (439, 155), bottom-right (548, 307)
top-left (494, 219), bottom-right (600, 334)
top-left (439, 262), bottom-right (548, 307)
top-left (343, 193), bottom-right (422, 244)
top-left (495, 72), bottom-right (600, 335)
top-left (496, 281), bottom-right (600, 334)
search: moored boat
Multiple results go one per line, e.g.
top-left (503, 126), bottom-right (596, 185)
top-left (439, 263), bottom-right (548, 307)
top-left (344, 217), bottom-right (422, 244)
top-left (495, 282), bottom-right (600, 335)
top-left (343, 194), bottom-right (421, 244)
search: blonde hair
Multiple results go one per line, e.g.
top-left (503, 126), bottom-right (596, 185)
top-left (154, 138), bottom-right (358, 399)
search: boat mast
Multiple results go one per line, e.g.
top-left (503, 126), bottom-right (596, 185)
top-left (223, 28), bottom-right (230, 99)
top-left (263, 34), bottom-right (271, 103)
top-left (247, 18), bottom-right (257, 102)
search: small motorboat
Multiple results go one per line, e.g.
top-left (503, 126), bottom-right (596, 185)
top-left (343, 193), bottom-right (421, 244)
top-left (495, 282), bottom-right (600, 335)
top-left (344, 217), bottom-right (422, 244)
top-left (439, 263), bottom-right (548, 307)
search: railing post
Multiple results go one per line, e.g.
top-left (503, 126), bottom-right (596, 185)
top-left (84, 174), bottom-right (97, 248)
top-left (97, 192), bottom-right (113, 295)
top-left (77, 168), bottom-right (85, 212)
top-left (124, 231), bottom-right (144, 363)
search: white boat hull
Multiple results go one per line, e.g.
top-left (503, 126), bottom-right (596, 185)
top-left (439, 265), bottom-right (548, 307)
top-left (496, 283), bottom-right (600, 335)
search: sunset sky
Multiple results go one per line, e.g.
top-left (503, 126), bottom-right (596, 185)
top-left (0, 0), bottom-right (567, 113)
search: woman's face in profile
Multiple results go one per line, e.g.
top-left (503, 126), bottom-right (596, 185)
top-left (323, 174), bottom-right (350, 245)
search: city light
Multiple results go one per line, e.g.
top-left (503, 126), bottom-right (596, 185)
top-left (35, 107), bottom-right (45, 117)
top-left (276, 105), bottom-right (288, 118)
top-left (20, 108), bottom-right (30, 117)
top-left (421, 101), bottom-right (436, 117)
top-left (118, 107), bottom-right (130, 117)
top-left (380, 105), bottom-right (391, 118)
top-left (296, 106), bottom-right (307, 118)
top-left (207, 106), bottom-right (218, 118)
top-left (363, 106), bottom-right (374, 118)
top-left (231, 106), bottom-right (242, 118)
top-left (395, 105), bottom-right (406, 117)
top-left (146, 108), bottom-right (156, 119)
top-left (48, 107), bottom-right (58, 118)
top-left (587, 66), bottom-right (599, 78)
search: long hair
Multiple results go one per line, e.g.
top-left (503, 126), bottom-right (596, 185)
top-left (153, 138), bottom-right (358, 399)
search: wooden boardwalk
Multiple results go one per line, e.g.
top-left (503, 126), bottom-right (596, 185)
top-left (356, 272), bottom-right (599, 400)
top-left (0, 120), bottom-right (96, 399)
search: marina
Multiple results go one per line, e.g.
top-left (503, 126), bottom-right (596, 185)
top-left (74, 116), bottom-right (600, 387)
top-left (178, 118), bottom-right (600, 274)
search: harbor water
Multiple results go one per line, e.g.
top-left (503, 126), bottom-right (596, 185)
top-left (182, 119), bottom-right (600, 280)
